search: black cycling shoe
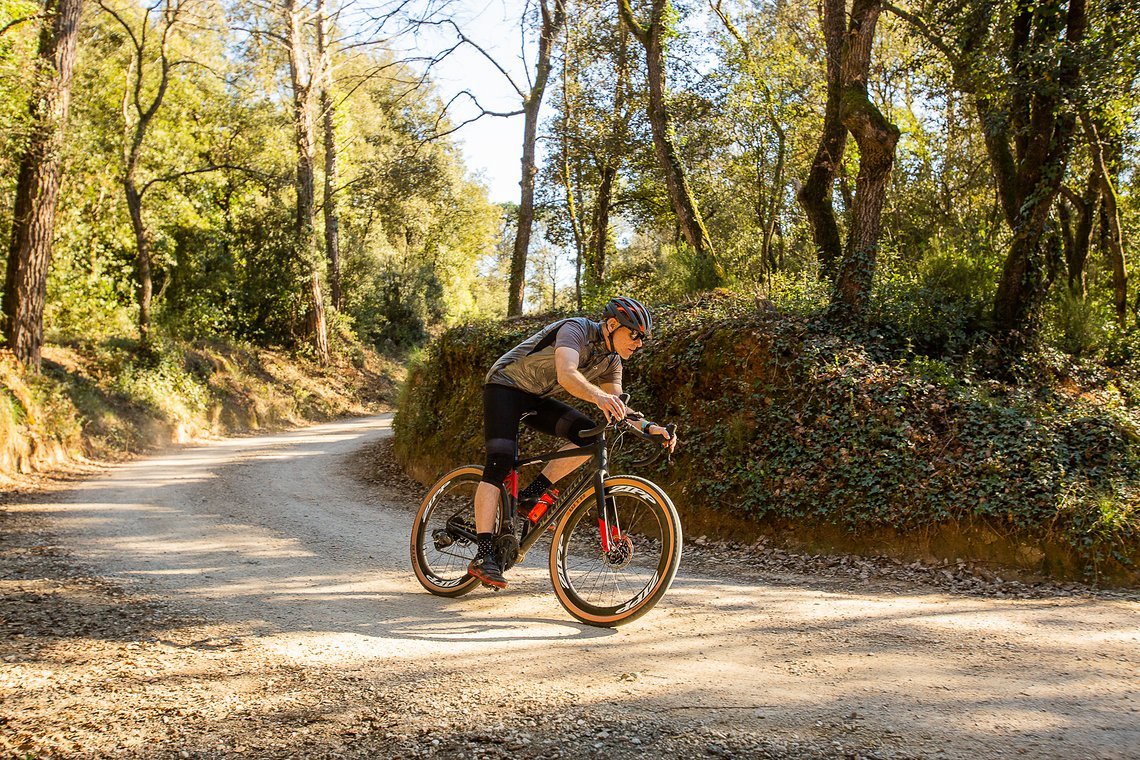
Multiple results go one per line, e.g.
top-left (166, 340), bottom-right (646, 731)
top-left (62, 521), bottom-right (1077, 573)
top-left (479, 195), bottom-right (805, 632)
top-left (468, 554), bottom-right (508, 589)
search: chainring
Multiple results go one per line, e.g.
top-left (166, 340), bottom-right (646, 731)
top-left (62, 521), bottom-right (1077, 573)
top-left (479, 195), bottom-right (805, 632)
top-left (494, 533), bottom-right (520, 571)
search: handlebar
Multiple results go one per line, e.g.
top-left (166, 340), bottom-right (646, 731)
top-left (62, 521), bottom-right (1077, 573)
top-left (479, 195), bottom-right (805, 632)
top-left (578, 393), bottom-right (677, 467)
top-left (578, 393), bottom-right (632, 438)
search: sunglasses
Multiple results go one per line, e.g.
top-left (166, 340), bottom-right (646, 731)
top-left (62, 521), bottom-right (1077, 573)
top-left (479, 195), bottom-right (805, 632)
top-left (626, 327), bottom-right (647, 342)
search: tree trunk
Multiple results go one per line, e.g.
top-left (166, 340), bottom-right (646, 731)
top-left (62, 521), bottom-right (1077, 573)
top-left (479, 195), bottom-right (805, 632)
top-left (796, 0), bottom-right (847, 283)
top-left (641, 9), bottom-right (718, 284)
top-left (99, 0), bottom-right (183, 344)
top-left (317, 0), bottom-right (341, 311)
top-left (2, 0), bottom-right (83, 369)
top-left (619, 0), bottom-right (723, 290)
top-left (585, 25), bottom-right (629, 296)
top-left (285, 0), bottom-right (329, 363)
top-left (831, 0), bottom-right (899, 316)
top-left (1083, 116), bottom-right (1128, 326)
top-left (588, 165), bottom-right (616, 286)
top-left (507, 0), bottom-right (567, 318)
top-left (1058, 174), bottom-right (1097, 297)
top-left (884, 0), bottom-right (1088, 344)
top-left (761, 130), bottom-right (786, 283)
top-left (624, 0), bottom-right (720, 288)
top-left (990, 0), bottom-right (1087, 342)
top-left (124, 180), bottom-right (153, 340)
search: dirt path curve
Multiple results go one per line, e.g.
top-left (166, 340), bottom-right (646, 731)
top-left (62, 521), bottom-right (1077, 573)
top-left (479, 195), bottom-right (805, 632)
top-left (3, 415), bottom-right (1139, 760)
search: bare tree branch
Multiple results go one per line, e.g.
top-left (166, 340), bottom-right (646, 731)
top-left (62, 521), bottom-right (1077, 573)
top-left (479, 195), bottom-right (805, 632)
top-left (415, 17), bottom-right (526, 98)
top-left (430, 89), bottom-right (524, 141)
top-left (881, 2), bottom-right (962, 71)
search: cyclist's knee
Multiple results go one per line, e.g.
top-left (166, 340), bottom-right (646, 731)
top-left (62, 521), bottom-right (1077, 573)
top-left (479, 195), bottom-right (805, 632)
top-left (482, 437), bottom-right (515, 484)
top-left (561, 414), bottom-right (596, 447)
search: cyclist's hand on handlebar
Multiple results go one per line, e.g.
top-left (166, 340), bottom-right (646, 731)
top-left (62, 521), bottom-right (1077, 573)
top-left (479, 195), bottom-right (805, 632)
top-left (594, 391), bottom-right (626, 422)
top-left (646, 423), bottom-right (678, 453)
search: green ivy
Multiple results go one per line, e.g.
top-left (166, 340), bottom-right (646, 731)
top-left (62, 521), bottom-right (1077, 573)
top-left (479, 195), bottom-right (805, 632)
top-left (394, 292), bottom-right (1140, 577)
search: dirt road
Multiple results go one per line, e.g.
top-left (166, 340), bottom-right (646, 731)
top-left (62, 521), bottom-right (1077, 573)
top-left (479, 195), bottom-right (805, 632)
top-left (2, 415), bottom-right (1138, 759)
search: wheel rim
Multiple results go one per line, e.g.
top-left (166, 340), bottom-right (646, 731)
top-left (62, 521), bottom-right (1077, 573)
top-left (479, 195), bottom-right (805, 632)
top-left (416, 473), bottom-right (483, 590)
top-left (556, 485), bottom-right (671, 616)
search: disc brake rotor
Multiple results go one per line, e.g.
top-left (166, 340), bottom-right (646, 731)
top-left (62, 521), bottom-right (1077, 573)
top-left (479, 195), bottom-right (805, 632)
top-left (602, 534), bottom-right (634, 569)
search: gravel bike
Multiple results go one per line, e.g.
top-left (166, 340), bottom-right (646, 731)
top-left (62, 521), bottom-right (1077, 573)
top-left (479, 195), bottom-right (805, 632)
top-left (410, 404), bottom-right (681, 627)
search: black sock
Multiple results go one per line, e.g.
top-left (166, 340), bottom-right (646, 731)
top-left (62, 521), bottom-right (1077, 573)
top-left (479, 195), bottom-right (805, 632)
top-left (476, 532), bottom-right (494, 559)
top-left (519, 474), bottom-right (552, 502)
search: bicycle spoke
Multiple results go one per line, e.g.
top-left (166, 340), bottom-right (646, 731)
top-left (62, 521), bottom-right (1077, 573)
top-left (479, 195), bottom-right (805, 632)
top-left (557, 486), bottom-right (669, 613)
top-left (412, 468), bottom-right (493, 597)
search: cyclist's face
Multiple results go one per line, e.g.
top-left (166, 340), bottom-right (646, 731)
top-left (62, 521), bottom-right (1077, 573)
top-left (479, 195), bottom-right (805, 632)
top-left (610, 321), bottom-right (644, 359)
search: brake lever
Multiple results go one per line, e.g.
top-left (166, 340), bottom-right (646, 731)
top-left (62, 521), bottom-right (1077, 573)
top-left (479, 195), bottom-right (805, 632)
top-left (630, 422), bottom-right (677, 468)
top-left (664, 423), bottom-right (677, 463)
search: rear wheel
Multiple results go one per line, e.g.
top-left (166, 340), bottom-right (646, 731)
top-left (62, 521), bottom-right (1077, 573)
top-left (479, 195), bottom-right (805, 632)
top-left (411, 466), bottom-right (502, 597)
top-left (549, 476), bottom-right (682, 627)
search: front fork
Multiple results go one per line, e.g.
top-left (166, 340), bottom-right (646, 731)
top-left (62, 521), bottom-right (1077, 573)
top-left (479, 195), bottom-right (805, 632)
top-left (592, 435), bottom-right (622, 552)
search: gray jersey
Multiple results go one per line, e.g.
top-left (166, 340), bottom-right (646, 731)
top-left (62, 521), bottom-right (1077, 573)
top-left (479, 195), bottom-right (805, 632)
top-left (485, 318), bottom-right (622, 397)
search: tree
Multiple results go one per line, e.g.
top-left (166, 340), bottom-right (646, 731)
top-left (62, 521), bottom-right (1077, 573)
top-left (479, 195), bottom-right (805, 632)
top-left (797, 0), bottom-right (899, 317)
top-left (3, 0), bottom-right (83, 368)
top-left (1058, 168), bottom-right (1099, 297)
top-left (283, 0), bottom-right (329, 363)
top-left (507, 0), bottom-right (567, 317)
top-left (711, 0), bottom-right (793, 285)
top-left (618, 0), bottom-right (724, 290)
top-left (316, 0), bottom-right (341, 310)
top-left (885, 0), bottom-right (1089, 343)
top-left (543, 0), bottom-right (636, 304)
top-left (96, 0), bottom-right (211, 343)
top-left (584, 19), bottom-right (632, 296)
top-left (831, 0), bottom-right (899, 314)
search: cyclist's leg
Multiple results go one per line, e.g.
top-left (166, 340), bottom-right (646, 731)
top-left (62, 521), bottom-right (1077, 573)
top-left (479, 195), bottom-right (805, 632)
top-left (471, 385), bottom-right (536, 587)
top-left (521, 399), bottom-right (595, 491)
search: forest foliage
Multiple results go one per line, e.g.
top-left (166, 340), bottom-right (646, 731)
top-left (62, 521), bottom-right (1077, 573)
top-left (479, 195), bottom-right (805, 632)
top-left (1, 0), bottom-right (1137, 355)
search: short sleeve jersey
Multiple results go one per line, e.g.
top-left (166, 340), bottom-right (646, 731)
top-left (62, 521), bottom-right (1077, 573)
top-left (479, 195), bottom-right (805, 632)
top-left (485, 317), bottom-right (622, 398)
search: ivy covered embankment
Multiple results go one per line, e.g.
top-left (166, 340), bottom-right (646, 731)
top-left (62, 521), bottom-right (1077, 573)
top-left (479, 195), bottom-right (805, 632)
top-left (394, 293), bottom-right (1140, 583)
top-left (1, 339), bottom-right (399, 479)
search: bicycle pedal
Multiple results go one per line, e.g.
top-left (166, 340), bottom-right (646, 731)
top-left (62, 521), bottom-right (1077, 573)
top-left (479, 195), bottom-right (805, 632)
top-left (481, 582), bottom-right (503, 591)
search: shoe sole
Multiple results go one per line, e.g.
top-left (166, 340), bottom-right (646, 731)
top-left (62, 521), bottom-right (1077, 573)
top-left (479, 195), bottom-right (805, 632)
top-left (468, 566), bottom-right (508, 590)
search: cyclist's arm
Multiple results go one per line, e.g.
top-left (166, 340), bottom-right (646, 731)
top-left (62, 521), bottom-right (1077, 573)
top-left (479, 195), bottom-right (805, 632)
top-left (601, 380), bottom-right (677, 450)
top-left (555, 346), bottom-right (625, 421)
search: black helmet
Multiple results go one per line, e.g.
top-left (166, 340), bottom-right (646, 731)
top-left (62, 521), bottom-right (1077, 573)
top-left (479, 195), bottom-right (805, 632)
top-left (602, 296), bottom-right (653, 338)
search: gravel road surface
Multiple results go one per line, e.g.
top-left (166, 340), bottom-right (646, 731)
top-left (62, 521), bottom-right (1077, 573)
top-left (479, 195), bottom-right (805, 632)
top-left (2, 415), bottom-right (1138, 759)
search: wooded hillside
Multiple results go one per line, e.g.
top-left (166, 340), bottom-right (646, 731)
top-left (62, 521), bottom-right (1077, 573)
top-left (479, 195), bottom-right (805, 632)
top-left (394, 293), bottom-right (1139, 582)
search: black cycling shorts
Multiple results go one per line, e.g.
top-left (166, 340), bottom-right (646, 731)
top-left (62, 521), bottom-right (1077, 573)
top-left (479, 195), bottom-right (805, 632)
top-left (482, 384), bottom-right (595, 484)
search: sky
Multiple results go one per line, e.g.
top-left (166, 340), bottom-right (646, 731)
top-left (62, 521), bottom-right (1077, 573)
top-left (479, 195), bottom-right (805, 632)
top-left (419, 0), bottom-right (533, 204)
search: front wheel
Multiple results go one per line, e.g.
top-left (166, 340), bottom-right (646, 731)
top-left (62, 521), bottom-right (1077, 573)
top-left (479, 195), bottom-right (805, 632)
top-left (411, 466), bottom-right (500, 597)
top-left (549, 476), bottom-right (682, 627)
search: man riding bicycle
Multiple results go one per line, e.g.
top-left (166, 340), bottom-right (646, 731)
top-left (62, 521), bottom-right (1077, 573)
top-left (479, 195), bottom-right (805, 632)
top-left (468, 296), bottom-right (676, 589)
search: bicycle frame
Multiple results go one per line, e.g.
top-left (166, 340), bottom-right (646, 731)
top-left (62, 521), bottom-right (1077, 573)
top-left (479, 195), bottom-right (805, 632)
top-left (443, 414), bottom-right (671, 560)
top-left (504, 430), bottom-right (618, 558)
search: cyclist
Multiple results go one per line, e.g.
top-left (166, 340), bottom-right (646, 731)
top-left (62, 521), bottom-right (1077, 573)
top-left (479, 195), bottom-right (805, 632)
top-left (468, 296), bottom-right (677, 589)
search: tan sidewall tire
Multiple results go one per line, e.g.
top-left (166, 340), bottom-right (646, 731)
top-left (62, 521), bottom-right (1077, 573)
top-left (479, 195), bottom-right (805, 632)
top-left (548, 475), bottom-right (682, 627)
top-left (410, 465), bottom-right (485, 597)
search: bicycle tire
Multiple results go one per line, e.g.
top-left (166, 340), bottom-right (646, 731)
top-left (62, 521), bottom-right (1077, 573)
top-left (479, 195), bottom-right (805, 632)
top-left (549, 475), bottom-right (682, 627)
top-left (410, 465), bottom-right (499, 597)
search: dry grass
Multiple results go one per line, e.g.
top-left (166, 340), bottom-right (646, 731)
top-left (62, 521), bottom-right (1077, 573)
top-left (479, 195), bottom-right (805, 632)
top-left (0, 340), bottom-right (401, 482)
